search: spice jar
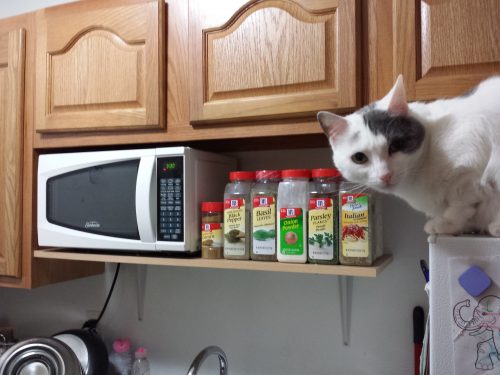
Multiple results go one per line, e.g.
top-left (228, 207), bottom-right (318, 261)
top-left (223, 171), bottom-right (255, 260)
top-left (277, 169), bottom-right (310, 263)
top-left (201, 202), bottom-right (224, 259)
top-left (308, 168), bottom-right (342, 264)
top-left (250, 170), bottom-right (281, 261)
top-left (338, 181), bottom-right (382, 266)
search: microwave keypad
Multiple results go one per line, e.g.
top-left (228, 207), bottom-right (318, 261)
top-left (157, 157), bottom-right (184, 242)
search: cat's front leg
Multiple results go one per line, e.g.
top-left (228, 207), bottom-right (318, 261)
top-left (424, 205), bottom-right (477, 235)
top-left (488, 213), bottom-right (500, 237)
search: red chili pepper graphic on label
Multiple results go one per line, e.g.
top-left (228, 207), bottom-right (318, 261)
top-left (342, 224), bottom-right (365, 240)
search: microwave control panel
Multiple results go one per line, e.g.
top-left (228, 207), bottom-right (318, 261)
top-left (157, 156), bottom-right (184, 242)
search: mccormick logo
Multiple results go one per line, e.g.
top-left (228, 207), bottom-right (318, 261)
top-left (347, 195), bottom-right (354, 202)
top-left (85, 221), bottom-right (101, 229)
top-left (253, 196), bottom-right (274, 207)
top-left (309, 198), bottom-right (333, 210)
top-left (201, 223), bottom-right (221, 231)
top-left (224, 198), bottom-right (244, 209)
top-left (280, 208), bottom-right (302, 219)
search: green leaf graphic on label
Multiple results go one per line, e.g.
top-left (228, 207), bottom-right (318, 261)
top-left (253, 229), bottom-right (276, 241)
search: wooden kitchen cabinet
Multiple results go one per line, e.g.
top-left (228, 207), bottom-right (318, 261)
top-left (189, 0), bottom-right (360, 124)
top-left (0, 13), bottom-right (103, 289)
top-left (365, 0), bottom-right (500, 101)
top-left (0, 24), bottom-right (25, 279)
top-left (34, 0), bottom-right (166, 134)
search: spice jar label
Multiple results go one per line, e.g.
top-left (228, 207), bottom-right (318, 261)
top-left (252, 196), bottom-right (276, 255)
top-left (308, 198), bottom-right (335, 260)
top-left (202, 223), bottom-right (223, 248)
top-left (279, 208), bottom-right (304, 256)
top-left (340, 193), bottom-right (369, 258)
top-left (224, 198), bottom-right (246, 256)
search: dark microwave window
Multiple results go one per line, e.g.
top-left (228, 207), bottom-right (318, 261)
top-left (46, 160), bottom-right (140, 240)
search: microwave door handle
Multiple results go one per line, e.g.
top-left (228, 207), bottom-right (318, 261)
top-left (136, 155), bottom-right (156, 243)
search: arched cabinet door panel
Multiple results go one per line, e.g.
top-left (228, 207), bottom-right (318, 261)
top-left (35, 0), bottom-right (166, 133)
top-left (393, 0), bottom-right (500, 100)
top-left (189, 0), bottom-right (360, 124)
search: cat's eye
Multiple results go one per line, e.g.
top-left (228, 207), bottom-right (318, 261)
top-left (351, 152), bottom-right (368, 164)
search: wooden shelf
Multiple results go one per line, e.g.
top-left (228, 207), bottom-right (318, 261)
top-left (34, 250), bottom-right (392, 277)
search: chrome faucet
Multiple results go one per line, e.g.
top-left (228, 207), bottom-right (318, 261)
top-left (187, 345), bottom-right (228, 375)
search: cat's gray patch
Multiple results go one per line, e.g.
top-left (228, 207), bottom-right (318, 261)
top-left (362, 110), bottom-right (425, 154)
top-left (350, 130), bottom-right (360, 142)
top-left (356, 103), bottom-right (376, 115)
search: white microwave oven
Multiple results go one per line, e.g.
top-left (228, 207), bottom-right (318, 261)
top-left (37, 147), bottom-right (236, 252)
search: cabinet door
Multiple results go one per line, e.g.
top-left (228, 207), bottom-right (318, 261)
top-left (0, 28), bottom-right (25, 278)
top-left (394, 0), bottom-right (500, 100)
top-left (189, 0), bottom-right (359, 123)
top-left (35, 0), bottom-right (165, 133)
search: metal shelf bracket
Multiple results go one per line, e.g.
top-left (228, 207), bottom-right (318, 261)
top-left (338, 275), bottom-right (353, 346)
top-left (136, 264), bottom-right (148, 321)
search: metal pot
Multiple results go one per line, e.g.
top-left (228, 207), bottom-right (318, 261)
top-left (0, 337), bottom-right (83, 375)
top-left (52, 329), bottom-right (108, 375)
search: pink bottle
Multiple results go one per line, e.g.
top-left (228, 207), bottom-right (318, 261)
top-left (109, 338), bottom-right (133, 375)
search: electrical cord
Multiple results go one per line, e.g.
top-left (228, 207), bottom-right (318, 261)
top-left (82, 263), bottom-right (121, 331)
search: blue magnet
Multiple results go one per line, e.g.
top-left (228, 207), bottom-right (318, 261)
top-left (458, 266), bottom-right (492, 297)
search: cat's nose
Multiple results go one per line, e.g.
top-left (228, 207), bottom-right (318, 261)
top-left (381, 172), bottom-right (393, 185)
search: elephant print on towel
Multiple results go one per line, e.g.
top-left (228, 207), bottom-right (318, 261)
top-left (453, 296), bottom-right (500, 370)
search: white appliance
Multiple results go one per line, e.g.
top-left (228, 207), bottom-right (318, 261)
top-left (429, 235), bottom-right (500, 375)
top-left (37, 147), bottom-right (236, 252)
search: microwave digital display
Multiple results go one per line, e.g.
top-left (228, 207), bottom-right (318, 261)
top-left (162, 161), bottom-right (177, 171)
top-left (157, 156), bottom-right (184, 242)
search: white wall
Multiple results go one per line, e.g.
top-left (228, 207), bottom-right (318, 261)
top-left (0, 147), bottom-right (429, 375)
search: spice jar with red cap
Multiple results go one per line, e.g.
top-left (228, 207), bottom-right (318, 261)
top-left (308, 168), bottom-right (342, 264)
top-left (201, 202), bottom-right (224, 259)
top-left (223, 171), bottom-right (255, 260)
top-left (250, 170), bottom-right (281, 261)
top-left (277, 169), bottom-right (311, 263)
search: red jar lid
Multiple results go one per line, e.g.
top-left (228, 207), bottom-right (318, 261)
top-left (311, 168), bottom-right (341, 178)
top-left (201, 202), bottom-right (224, 212)
top-left (255, 170), bottom-right (281, 180)
top-left (229, 171), bottom-right (256, 181)
top-left (281, 169), bottom-right (310, 179)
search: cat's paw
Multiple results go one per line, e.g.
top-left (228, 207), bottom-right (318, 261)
top-left (488, 222), bottom-right (500, 237)
top-left (424, 217), bottom-right (463, 235)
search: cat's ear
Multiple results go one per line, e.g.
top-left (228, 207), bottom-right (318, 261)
top-left (317, 111), bottom-right (348, 140)
top-left (384, 75), bottom-right (409, 116)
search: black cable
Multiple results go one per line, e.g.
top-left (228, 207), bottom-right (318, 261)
top-left (82, 263), bottom-right (121, 331)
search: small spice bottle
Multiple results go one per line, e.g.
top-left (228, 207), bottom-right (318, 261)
top-left (250, 170), bottom-right (281, 261)
top-left (308, 168), bottom-right (342, 264)
top-left (277, 169), bottom-right (311, 263)
top-left (338, 181), bottom-right (382, 266)
top-left (223, 171), bottom-right (255, 260)
top-left (201, 202), bottom-right (224, 259)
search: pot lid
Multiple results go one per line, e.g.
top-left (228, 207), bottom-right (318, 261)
top-left (0, 337), bottom-right (82, 375)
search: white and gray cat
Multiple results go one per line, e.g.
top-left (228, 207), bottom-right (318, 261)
top-left (317, 75), bottom-right (500, 236)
